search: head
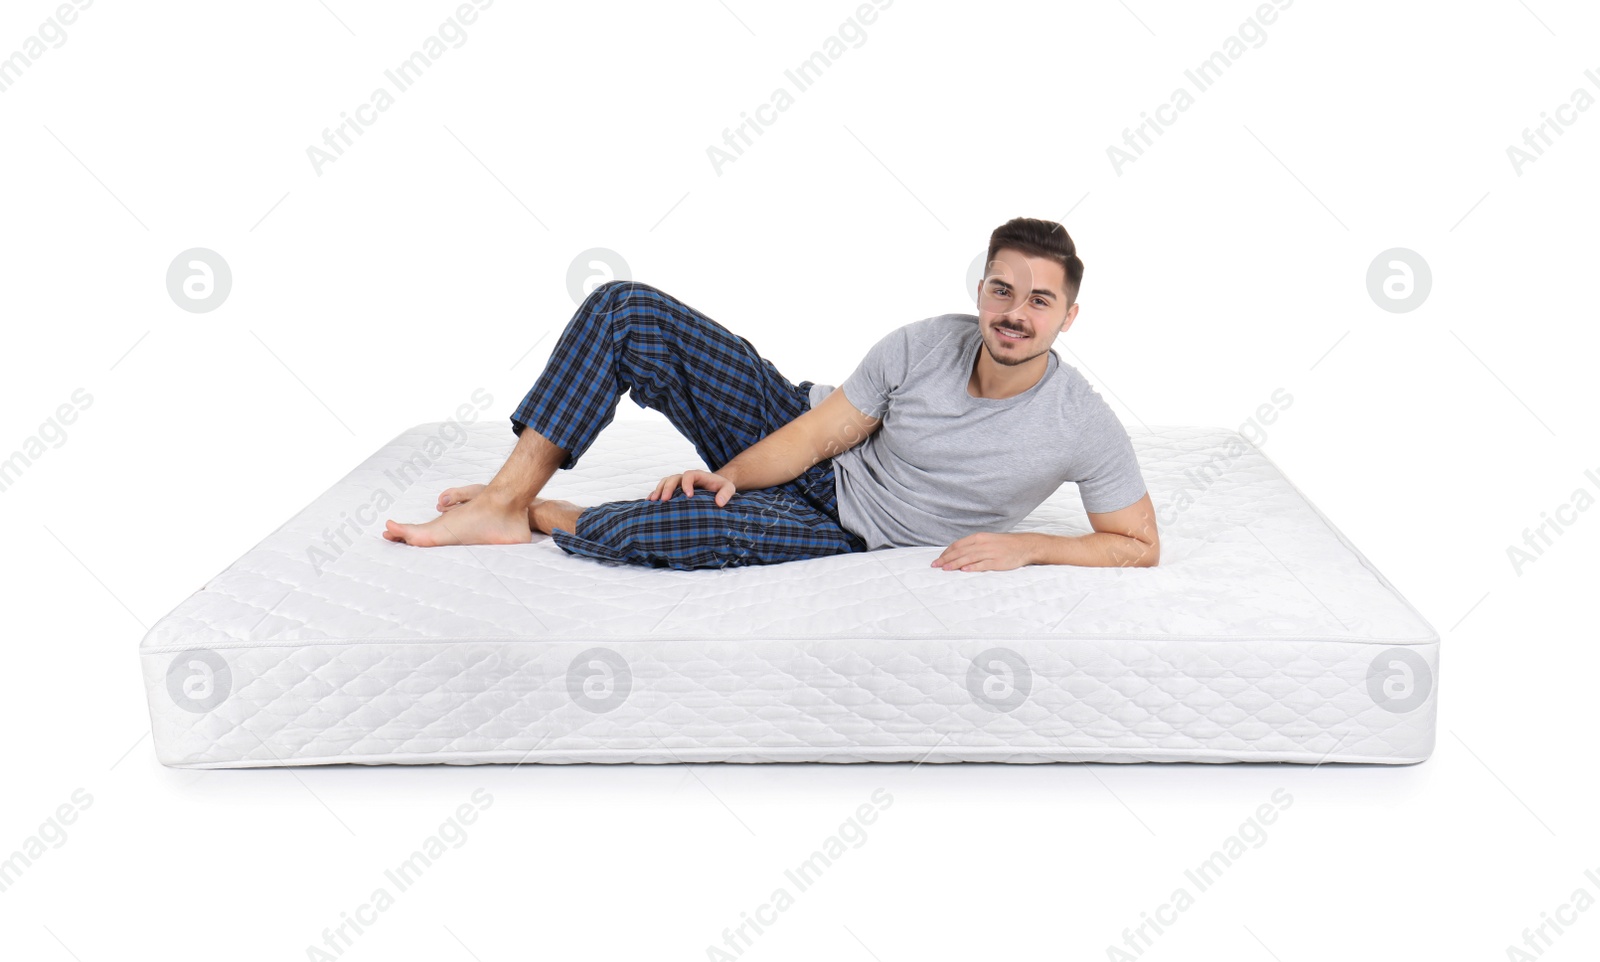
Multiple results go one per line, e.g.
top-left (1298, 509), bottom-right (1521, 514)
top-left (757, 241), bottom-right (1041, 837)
top-left (975, 217), bottom-right (1083, 367)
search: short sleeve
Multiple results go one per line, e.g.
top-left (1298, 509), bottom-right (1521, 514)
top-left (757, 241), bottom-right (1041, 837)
top-left (838, 324), bottom-right (915, 419)
top-left (1066, 392), bottom-right (1147, 514)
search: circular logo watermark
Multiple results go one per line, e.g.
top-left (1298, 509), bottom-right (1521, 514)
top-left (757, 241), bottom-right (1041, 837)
top-left (566, 647), bottom-right (632, 713)
top-left (166, 248), bottom-right (233, 314)
top-left (1365, 647), bottom-right (1432, 713)
top-left (969, 252), bottom-right (1046, 315)
top-left (165, 648), bottom-right (232, 713)
top-left (967, 250), bottom-right (988, 308)
top-left (566, 248), bottom-right (631, 306)
top-left (1365, 248), bottom-right (1431, 314)
top-left (966, 648), bottom-right (1033, 713)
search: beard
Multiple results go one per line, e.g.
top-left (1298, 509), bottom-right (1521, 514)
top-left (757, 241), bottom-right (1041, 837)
top-left (984, 327), bottom-right (1049, 367)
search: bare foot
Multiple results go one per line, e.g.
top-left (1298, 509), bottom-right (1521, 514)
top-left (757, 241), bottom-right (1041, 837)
top-left (437, 484), bottom-right (486, 512)
top-left (384, 490), bottom-right (532, 546)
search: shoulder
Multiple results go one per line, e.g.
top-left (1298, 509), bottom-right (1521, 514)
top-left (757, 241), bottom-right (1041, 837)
top-left (865, 313), bottom-right (976, 359)
top-left (1053, 358), bottom-right (1121, 425)
top-left (887, 312), bottom-right (976, 340)
top-left (901, 313), bottom-right (978, 352)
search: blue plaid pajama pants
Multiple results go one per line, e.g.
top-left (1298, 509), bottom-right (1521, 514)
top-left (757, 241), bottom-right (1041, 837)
top-left (510, 280), bottom-right (868, 570)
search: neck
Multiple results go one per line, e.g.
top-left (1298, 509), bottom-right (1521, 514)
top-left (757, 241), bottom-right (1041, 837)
top-left (969, 345), bottom-right (1050, 399)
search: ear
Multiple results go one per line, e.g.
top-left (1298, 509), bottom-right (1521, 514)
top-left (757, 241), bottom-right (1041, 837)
top-left (1059, 300), bottom-right (1081, 335)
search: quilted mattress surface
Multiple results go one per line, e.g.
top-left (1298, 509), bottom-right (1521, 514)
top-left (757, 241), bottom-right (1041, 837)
top-left (139, 417), bottom-right (1440, 767)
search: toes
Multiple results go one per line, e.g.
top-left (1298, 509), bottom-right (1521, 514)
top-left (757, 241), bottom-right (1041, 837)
top-left (384, 520), bottom-right (437, 546)
top-left (438, 484), bottom-right (485, 512)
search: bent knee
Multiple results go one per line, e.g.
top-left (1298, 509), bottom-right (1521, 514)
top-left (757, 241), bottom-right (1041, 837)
top-left (592, 279), bottom-right (660, 308)
top-left (583, 280), bottom-right (668, 339)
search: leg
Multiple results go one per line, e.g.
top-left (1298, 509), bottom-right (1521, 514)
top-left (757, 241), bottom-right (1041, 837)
top-left (389, 279), bottom-right (813, 547)
top-left (383, 426), bottom-right (564, 545)
top-left (531, 497), bottom-right (584, 537)
top-left (549, 487), bottom-right (862, 571)
top-left (509, 279), bottom-right (814, 477)
top-left (420, 431), bottom-right (864, 568)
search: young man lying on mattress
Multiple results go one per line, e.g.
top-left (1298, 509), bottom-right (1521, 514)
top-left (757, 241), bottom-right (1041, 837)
top-left (384, 216), bottom-right (1160, 572)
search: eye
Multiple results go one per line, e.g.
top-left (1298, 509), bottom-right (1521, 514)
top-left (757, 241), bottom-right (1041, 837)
top-left (1032, 297), bottom-right (1047, 307)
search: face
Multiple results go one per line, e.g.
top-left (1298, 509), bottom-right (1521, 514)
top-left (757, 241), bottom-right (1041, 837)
top-left (974, 248), bottom-right (1079, 367)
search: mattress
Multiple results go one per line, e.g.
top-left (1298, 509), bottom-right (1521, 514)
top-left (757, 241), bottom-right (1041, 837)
top-left (140, 417), bottom-right (1439, 768)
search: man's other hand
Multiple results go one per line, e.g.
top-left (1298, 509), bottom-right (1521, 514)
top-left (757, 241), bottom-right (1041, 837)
top-left (649, 469), bottom-right (737, 506)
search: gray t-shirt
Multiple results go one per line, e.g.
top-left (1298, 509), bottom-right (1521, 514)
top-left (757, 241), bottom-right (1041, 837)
top-left (807, 313), bottom-right (1147, 551)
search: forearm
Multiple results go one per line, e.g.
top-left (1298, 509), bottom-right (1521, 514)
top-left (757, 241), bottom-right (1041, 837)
top-left (1023, 531), bottom-right (1160, 568)
top-left (714, 421), bottom-right (818, 491)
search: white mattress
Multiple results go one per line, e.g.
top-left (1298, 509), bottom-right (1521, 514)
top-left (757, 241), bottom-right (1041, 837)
top-left (140, 418), bottom-right (1439, 767)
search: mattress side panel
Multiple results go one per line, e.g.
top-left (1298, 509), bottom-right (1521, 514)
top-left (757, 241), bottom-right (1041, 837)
top-left (142, 636), bottom-right (1438, 767)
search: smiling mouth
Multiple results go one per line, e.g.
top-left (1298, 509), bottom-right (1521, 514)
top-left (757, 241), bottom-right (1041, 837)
top-left (995, 327), bottom-right (1028, 342)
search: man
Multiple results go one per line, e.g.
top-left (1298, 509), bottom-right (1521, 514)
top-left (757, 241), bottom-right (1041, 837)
top-left (384, 216), bottom-right (1159, 572)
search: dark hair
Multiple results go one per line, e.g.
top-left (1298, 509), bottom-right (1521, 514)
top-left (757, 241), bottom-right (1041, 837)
top-left (985, 216), bottom-right (1084, 305)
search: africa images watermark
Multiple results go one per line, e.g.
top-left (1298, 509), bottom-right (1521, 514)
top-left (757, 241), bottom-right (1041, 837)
top-left (704, 787), bottom-right (895, 960)
top-left (0, 787), bottom-right (94, 897)
top-left (307, 388), bottom-right (494, 574)
top-left (1155, 387), bottom-right (1293, 528)
top-left (1103, 788), bottom-right (1294, 960)
top-left (706, 0), bottom-right (896, 176)
top-left (303, 789), bottom-right (494, 961)
top-left (306, 0), bottom-right (496, 176)
top-left (1505, 466), bottom-right (1600, 576)
top-left (1504, 867), bottom-right (1600, 961)
top-left (0, 388), bottom-right (94, 496)
top-left (1106, 0), bottom-right (1296, 175)
top-left (1506, 68), bottom-right (1600, 176)
top-left (0, 0), bottom-right (95, 96)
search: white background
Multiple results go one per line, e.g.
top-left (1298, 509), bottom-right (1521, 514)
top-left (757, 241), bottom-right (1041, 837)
top-left (2, 0), bottom-right (1596, 959)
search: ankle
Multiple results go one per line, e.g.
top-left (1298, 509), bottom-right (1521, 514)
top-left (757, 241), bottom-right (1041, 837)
top-left (531, 498), bottom-right (581, 536)
top-left (479, 486), bottom-right (532, 511)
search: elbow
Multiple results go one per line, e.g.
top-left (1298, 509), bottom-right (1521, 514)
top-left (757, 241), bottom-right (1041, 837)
top-left (1133, 519), bottom-right (1161, 567)
top-left (1128, 534), bottom-right (1160, 568)
top-left (1100, 535), bottom-right (1158, 568)
top-left (1123, 543), bottom-right (1159, 568)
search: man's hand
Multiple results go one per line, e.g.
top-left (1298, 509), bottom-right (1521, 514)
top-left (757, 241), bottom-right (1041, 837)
top-left (648, 469), bottom-right (737, 506)
top-left (931, 532), bottom-right (1037, 572)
